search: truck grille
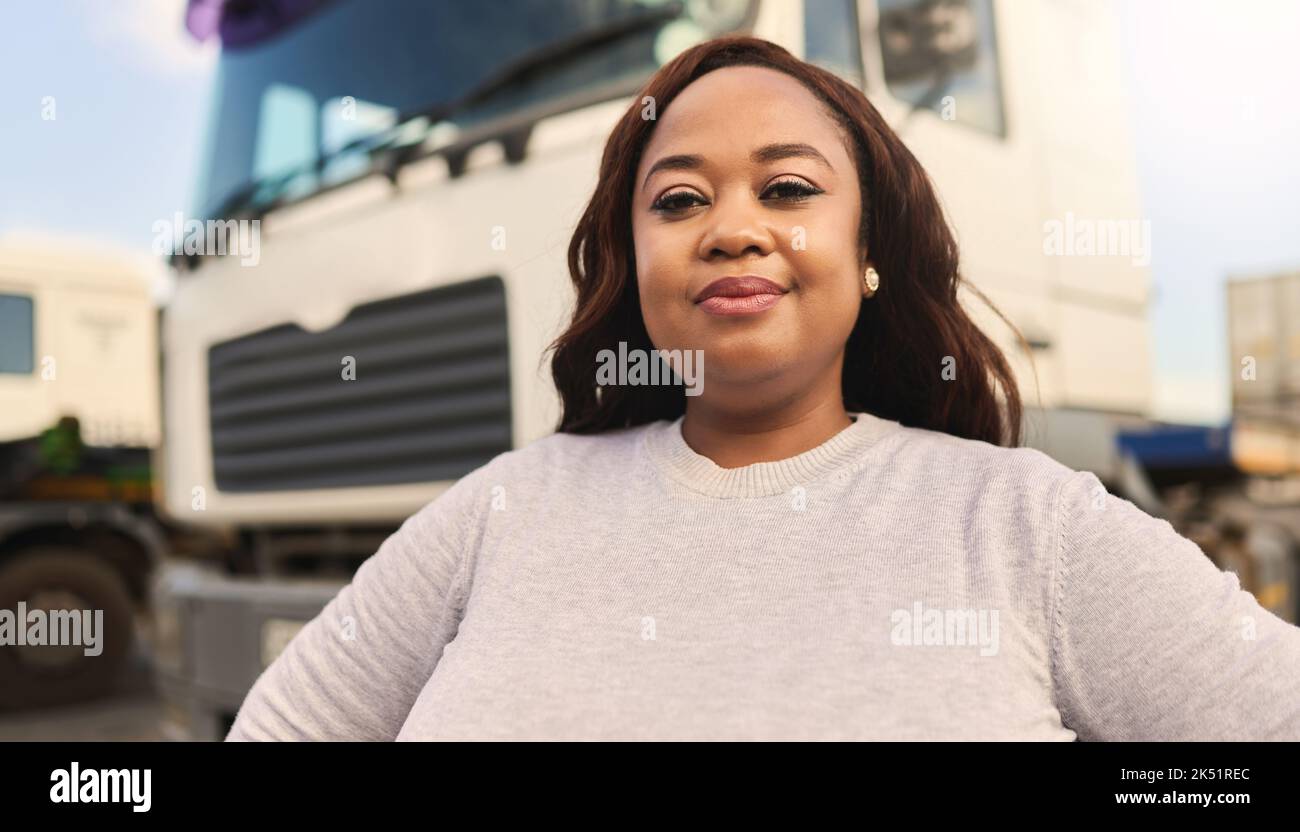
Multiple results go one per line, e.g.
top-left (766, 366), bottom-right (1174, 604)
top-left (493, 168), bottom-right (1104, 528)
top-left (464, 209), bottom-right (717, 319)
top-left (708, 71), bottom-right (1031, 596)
top-left (207, 276), bottom-right (511, 492)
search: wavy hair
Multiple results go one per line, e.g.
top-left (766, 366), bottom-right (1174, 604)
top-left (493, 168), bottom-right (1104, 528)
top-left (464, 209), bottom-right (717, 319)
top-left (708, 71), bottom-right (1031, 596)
top-left (548, 35), bottom-right (1026, 446)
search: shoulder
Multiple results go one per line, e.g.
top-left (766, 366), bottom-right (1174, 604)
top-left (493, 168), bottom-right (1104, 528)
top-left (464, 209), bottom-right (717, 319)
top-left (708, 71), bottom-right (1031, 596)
top-left (477, 422), bottom-right (651, 481)
top-left (404, 422), bottom-right (655, 524)
top-left (879, 420), bottom-right (1182, 565)
top-left (880, 420), bottom-right (1080, 507)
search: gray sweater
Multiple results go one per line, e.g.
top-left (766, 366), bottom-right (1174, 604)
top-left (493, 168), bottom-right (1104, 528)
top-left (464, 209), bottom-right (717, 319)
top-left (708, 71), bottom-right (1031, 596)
top-left (225, 412), bottom-right (1300, 740)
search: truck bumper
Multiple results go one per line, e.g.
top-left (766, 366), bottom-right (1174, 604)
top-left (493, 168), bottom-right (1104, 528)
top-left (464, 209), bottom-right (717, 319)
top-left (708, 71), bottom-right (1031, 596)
top-left (150, 561), bottom-right (345, 741)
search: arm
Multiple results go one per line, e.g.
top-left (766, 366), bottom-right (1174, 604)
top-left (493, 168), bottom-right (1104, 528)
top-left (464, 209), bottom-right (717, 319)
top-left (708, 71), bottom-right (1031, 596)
top-left (1050, 470), bottom-right (1300, 740)
top-left (224, 471), bottom-right (486, 741)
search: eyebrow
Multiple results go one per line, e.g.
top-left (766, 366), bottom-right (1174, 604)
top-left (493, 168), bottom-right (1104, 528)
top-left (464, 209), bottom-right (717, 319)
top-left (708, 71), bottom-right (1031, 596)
top-left (640, 142), bottom-right (833, 192)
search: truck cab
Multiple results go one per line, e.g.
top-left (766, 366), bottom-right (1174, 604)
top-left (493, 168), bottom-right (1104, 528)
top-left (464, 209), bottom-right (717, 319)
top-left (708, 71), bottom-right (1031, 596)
top-left (0, 239), bottom-right (165, 710)
top-left (155, 0), bottom-right (1156, 739)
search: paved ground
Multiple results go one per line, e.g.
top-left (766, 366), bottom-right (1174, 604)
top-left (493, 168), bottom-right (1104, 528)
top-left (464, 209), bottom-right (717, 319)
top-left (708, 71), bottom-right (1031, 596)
top-left (0, 637), bottom-right (177, 741)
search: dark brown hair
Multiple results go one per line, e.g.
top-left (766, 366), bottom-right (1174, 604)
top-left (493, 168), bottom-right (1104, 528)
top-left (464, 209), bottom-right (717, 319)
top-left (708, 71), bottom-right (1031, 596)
top-left (548, 35), bottom-right (1025, 446)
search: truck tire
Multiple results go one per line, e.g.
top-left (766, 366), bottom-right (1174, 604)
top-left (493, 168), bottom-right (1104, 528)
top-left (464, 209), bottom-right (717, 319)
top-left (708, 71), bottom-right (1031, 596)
top-left (0, 546), bottom-right (135, 711)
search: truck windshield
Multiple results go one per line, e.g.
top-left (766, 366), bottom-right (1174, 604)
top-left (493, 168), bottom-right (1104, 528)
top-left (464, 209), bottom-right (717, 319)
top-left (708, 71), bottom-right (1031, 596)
top-left (194, 0), bottom-right (758, 219)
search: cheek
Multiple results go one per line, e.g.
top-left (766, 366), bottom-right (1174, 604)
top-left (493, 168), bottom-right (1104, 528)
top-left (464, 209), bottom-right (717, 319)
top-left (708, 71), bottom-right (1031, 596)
top-left (784, 214), bottom-right (864, 344)
top-left (634, 219), bottom-right (691, 276)
top-left (788, 211), bottom-right (861, 297)
top-left (633, 220), bottom-right (694, 315)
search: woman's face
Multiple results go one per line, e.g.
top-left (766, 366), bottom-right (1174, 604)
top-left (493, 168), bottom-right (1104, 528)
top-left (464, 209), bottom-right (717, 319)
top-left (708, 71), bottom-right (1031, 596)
top-left (632, 65), bottom-right (867, 405)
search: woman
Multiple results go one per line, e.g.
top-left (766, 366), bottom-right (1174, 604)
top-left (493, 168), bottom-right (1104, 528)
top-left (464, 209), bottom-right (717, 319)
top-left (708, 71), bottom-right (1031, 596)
top-left (226, 36), bottom-right (1300, 741)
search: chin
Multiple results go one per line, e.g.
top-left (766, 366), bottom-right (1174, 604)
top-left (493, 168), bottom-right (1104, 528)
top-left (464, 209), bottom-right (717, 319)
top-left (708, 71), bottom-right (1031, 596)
top-left (699, 342), bottom-right (795, 385)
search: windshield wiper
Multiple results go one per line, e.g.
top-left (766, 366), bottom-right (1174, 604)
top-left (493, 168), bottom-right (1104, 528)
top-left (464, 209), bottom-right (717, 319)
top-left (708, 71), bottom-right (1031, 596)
top-left (204, 1), bottom-right (685, 224)
top-left (375, 1), bottom-right (683, 151)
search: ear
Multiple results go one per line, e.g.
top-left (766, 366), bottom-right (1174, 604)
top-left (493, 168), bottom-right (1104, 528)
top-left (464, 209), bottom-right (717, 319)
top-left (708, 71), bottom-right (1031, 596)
top-left (858, 245), bottom-right (873, 274)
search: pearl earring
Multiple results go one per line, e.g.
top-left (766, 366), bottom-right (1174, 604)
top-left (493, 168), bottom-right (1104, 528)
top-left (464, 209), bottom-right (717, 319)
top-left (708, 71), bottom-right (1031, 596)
top-left (863, 266), bottom-right (880, 297)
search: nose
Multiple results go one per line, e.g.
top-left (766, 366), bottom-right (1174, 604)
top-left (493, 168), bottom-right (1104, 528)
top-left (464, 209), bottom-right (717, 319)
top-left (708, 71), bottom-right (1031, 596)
top-left (696, 189), bottom-right (777, 261)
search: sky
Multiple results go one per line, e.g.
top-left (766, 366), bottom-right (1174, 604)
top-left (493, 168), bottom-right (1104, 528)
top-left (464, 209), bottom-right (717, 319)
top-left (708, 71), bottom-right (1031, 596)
top-left (0, 0), bottom-right (216, 250)
top-left (1115, 0), bottom-right (1300, 423)
top-left (2, 0), bottom-right (1298, 425)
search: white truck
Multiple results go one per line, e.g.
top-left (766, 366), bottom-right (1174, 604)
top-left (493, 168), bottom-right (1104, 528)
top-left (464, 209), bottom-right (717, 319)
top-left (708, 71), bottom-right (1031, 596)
top-left (0, 238), bottom-right (168, 709)
top-left (153, 0), bottom-right (1172, 739)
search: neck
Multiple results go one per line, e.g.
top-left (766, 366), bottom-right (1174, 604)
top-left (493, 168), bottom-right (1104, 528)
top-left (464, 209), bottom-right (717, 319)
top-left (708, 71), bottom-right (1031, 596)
top-left (680, 392), bottom-right (854, 469)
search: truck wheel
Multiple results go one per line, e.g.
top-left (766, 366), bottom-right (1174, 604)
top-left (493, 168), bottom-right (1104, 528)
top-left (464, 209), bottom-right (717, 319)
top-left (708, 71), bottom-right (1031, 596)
top-left (0, 547), bottom-right (135, 711)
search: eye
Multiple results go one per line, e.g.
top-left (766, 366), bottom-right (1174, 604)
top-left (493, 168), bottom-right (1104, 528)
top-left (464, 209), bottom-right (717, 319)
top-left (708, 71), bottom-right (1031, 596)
top-left (651, 189), bottom-right (707, 213)
top-left (761, 177), bottom-right (823, 202)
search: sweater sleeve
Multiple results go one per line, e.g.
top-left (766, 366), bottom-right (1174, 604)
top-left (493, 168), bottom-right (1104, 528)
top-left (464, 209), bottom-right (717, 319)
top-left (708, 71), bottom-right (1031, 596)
top-left (1050, 469), bottom-right (1300, 740)
top-left (223, 470), bottom-right (485, 741)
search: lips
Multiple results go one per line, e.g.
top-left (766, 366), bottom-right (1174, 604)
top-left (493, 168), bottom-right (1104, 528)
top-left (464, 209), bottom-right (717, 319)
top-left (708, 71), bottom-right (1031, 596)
top-left (693, 275), bottom-right (788, 317)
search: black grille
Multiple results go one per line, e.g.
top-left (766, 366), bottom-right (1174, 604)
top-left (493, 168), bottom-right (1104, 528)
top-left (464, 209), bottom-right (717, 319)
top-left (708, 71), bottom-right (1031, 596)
top-left (208, 276), bottom-right (511, 492)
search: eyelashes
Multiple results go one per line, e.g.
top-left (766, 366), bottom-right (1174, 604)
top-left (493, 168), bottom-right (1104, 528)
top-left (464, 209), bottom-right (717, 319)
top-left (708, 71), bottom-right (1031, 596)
top-left (650, 190), bottom-right (706, 213)
top-left (763, 178), bottom-right (823, 202)
top-left (650, 177), bottom-right (824, 214)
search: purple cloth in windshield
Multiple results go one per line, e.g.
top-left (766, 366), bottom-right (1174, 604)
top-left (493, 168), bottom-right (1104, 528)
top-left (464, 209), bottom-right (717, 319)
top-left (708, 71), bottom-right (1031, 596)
top-left (185, 0), bottom-right (335, 48)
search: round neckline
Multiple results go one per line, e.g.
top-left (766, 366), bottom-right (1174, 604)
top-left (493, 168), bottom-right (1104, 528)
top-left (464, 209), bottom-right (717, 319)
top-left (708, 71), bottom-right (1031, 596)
top-left (641, 411), bottom-right (900, 499)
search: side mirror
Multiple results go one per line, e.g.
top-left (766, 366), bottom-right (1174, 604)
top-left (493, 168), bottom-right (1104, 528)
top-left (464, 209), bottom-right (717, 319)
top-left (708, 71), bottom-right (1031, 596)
top-left (878, 0), bottom-right (981, 83)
